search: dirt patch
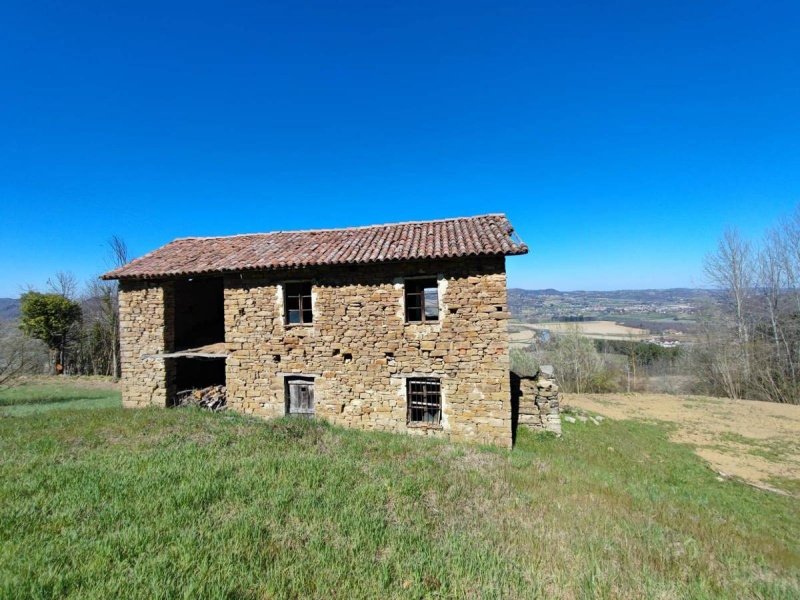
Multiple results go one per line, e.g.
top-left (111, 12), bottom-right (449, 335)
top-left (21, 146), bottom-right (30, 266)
top-left (563, 393), bottom-right (800, 495)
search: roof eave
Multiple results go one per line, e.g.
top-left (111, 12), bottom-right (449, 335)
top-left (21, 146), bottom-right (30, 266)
top-left (101, 248), bottom-right (528, 282)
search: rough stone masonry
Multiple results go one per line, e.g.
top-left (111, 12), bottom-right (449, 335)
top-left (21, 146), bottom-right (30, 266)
top-left (513, 366), bottom-right (563, 436)
top-left (107, 214), bottom-right (530, 448)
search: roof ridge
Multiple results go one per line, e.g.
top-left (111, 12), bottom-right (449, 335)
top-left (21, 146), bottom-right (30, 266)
top-left (172, 213), bottom-right (508, 242)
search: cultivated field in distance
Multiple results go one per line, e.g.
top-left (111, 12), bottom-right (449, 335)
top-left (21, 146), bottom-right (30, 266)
top-left (510, 320), bottom-right (650, 346)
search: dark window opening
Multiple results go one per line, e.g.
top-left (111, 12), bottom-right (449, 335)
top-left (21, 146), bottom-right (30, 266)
top-left (343, 353), bottom-right (353, 363)
top-left (407, 378), bottom-right (441, 424)
top-left (285, 377), bottom-right (315, 416)
top-left (174, 277), bottom-right (224, 350)
top-left (405, 278), bottom-right (439, 322)
top-left (285, 282), bottom-right (313, 325)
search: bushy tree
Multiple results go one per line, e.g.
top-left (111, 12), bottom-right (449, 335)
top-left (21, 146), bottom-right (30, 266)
top-left (19, 292), bottom-right (82, 374)
top-left (510, 347), bottom-right (539, 377)
top-left (547, 327), bottom-right (608, 393)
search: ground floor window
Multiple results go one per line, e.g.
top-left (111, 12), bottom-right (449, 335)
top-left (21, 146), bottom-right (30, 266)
top-left (407, 378), bottom-right (441, 424)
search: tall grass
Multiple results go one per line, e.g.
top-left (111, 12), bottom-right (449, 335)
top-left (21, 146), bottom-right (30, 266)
top-left (0, 391), bottom-right (797, 598)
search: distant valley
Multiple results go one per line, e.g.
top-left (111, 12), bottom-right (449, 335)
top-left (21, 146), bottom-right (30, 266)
top-left (0, 298), bottom-right (20, 322)
top-left (507, 288), bottom-right (710, 333)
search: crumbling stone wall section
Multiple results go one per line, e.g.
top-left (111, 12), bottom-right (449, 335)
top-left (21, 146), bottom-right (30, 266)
top-left (224, 256), bottom-right (512, 447)
top-left (513, 367), bottom-right (562, 436)
top-left (118, 280), bottom-right (175, 408)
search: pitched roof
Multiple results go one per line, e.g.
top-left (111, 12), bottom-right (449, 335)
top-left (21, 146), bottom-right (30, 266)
top-left (101, 214), bottom-right (527, 281)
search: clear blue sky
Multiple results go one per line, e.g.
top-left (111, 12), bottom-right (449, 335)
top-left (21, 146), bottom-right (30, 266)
top-left (1, 1), bottom-right (799, 297)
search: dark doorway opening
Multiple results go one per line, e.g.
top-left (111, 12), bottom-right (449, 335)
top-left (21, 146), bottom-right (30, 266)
top-left (174, 277), bottom-right (224, 350)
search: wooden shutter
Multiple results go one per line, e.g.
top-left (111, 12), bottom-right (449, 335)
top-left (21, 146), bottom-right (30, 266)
top-left (287, 379), bottom-right (315, 416)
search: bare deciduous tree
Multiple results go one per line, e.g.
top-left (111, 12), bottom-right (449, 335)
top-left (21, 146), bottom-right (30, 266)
top-left (0, 322), bottom-right (46, 387)
top-left (108, 235), bottom-right (129, 269)
top-left (47, 271), bottom-right (80, 300)
top-left (699, 209), bottom-right (800, 403)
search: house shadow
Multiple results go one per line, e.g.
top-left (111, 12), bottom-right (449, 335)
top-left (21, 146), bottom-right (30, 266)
top-left (510, 371), bottom-right (521, 446)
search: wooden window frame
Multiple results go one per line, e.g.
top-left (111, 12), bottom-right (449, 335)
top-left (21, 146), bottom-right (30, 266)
top-left (284, 282), bottom-right (313, 325)
top-left (404, 277), bottom-right (439, 323)
top-left (285, 376), bottom-right (315, 416)
top-left (406, 377), bottom-right (442, 425)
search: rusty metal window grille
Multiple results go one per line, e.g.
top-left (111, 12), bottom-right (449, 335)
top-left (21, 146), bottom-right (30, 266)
top-left (405, 278), bottom-right (439, 322)
top-left (407, 378), bottom-right (441, 424)
top-left (285, 282), bottom-right (313, 324)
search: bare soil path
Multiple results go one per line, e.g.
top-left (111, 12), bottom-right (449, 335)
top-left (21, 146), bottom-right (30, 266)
top-left (563, 392), bottom-right (800, 495)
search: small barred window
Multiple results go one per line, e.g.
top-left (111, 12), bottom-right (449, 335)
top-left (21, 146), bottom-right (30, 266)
top-left (407, 378), bottom-right (441, 424)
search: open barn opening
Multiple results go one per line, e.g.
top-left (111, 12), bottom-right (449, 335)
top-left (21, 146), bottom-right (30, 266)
top-left (168, 277), bottom-right (227, 410)
top-left (174, 277), bottom-right (224, 351)
top-left (172, 357), bottom-right (227, 411)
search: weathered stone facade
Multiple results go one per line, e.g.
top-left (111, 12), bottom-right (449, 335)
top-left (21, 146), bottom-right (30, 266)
top-left (118, 256), bottom-right (514, 447)
top-left (118, 280), bottom-right (175, 409)
top-left (512, 367), bottom-right (562, 436)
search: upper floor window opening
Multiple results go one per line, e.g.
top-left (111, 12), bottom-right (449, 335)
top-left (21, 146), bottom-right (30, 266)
top-left (405, 278), bottom-right (439, 323)
top-left (285, 282), bottom-right (313, 325)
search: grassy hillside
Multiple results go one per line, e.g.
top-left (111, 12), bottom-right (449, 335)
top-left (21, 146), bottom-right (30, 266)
top-left (0, 383), bottom-right (798, 598)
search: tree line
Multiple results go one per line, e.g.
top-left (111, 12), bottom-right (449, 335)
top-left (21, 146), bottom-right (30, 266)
top-left (512, 205), bottom-right (800, 405)
top-left (510, 331), bottom-right (685, 395)
top-left (694, 206), bottom-right (800, 403)
top-left (0, 237), bottom-right (128, 384)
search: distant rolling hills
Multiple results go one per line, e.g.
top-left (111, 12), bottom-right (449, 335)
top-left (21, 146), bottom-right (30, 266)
top-left (0, 298), bottom-right (20, 322)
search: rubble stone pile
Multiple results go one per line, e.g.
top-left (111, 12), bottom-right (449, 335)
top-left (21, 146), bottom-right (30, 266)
top-left (516, 365), bottom-right (562, 436)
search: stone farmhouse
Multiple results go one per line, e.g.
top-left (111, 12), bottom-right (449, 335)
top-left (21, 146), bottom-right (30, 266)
top-left (102, 214), bottom-right (528, 447)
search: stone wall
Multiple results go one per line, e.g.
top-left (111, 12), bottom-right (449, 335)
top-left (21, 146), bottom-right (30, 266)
top-left (118, 280), bottom-right (175, 408)
top-left (118, 256), bottom-right (513, 447)
top-left (512, 366), bottom-right (562, 436)
top-left (224, 256), bottom-right (512, 447)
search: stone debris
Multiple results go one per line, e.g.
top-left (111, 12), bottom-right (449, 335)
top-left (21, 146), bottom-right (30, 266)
top-left (176, 385), bottom-right (227, 411)
top-left (515, 365), bottom-right (562, 436)
top-left (563, 415), bottom-right (576, 423)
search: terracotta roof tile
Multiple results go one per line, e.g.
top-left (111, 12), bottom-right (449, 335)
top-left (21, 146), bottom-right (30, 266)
top-left (101, 214), bottom-right (527, 280)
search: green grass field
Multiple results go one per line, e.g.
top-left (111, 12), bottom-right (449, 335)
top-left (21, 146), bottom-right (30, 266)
top-left (0, 380), bottom-right (120, 415)
top-left (1, 382), bottom-right (798, 598)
